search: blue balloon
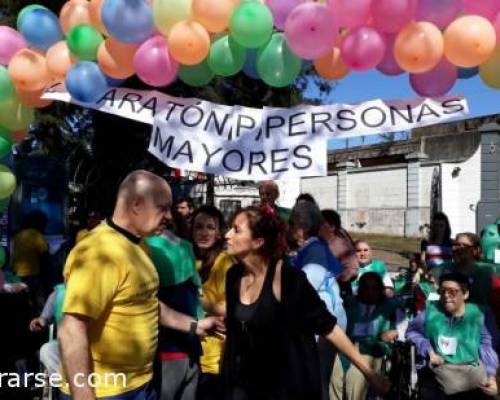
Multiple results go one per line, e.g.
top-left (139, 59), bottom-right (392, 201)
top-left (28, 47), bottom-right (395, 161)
top-left (105, 76), bottom-right (125, 87)
top-left (243, 49), bottom-right (259, 79)
top-left (66, 62), bottom-right (108, 104)
top-left (19, 8), bottom-right (63, 51)
top-left (458, 67), bottom-right (479, 80)
top-left (102, 0), bottom-right (154, 44)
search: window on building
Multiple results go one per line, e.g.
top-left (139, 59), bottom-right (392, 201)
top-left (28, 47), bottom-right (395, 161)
top-left (219, 200), bottom-right (242, 222)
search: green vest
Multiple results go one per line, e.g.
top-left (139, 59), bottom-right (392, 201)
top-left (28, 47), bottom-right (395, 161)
top-left (352, 259), bottom-right (387, 293)
top-left (345, 297), bottom-right (395, 357)
top-left (424, 301), bottom-right (483, 365)
top-left (53, 283), bottom-right (66, 327)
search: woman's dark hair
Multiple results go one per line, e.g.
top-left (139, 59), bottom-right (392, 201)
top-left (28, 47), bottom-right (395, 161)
top-left (358, 271), bottom-right (385, 303)
top-left (232, 206), bottom-right (288, 262)
top-left (290, 201), bottom-right (324, 238)
top-left (429, 212), bottom-right (452, 245)
top-left (295, 193), bottom-right (317, 205)
top-left (168, 209), bottom-right (190, 240)
top-left (322, 209), bottom-right (341, 229)
top-left (191, 205), bottom-right (226, 283)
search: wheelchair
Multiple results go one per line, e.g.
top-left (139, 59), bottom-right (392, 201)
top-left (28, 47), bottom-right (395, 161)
top-left (382, 341), bottom-right (419, 400)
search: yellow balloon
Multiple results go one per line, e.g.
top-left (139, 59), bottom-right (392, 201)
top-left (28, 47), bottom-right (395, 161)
top-left (0, 164), bottom-right (16, 200)
top-left (0, 96), bottom-right (35, 131)
top-left (480, 46), bottom-right (500, 89)
top-left (153, 0), bottom-right (193, 36)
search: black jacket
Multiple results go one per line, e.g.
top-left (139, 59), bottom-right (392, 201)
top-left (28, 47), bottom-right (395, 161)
top-left (222, 261), bottom-right (337, 400)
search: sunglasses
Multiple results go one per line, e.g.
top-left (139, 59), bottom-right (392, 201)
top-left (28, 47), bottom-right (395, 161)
top-left (438, 287), bottom-right (463, 297)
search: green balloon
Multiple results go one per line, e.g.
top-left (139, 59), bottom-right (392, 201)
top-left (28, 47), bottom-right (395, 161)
top-left (0, 164), bottom-right (16, 200)
top-left (208, 35), bottom-right (246, 77)
top-left (179, 60), bottom-right (214, 87)
top-left (257, 33), bottom-right (302, 88)
top-left (67, 24), bottom-right (104, 61)
top-left (0, 128), bottom-right (13, 158)
top-left (0, 97), bottom-right (34, 131)
top-left (0, 66), bottom-right (14, 103)
top-left (17, 4), bottom-right (47, 30)
top-left (230, 2), bottom-right (273, 48)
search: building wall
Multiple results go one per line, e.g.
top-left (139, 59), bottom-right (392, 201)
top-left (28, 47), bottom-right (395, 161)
top-left (420, 165), bottom-right (435, 208)
top-left (348, 167), bottom-right (407, 208)
top-left (441, 145), bottom-right (481, 236)
top-left (300, 176), bottom-right (338, 209)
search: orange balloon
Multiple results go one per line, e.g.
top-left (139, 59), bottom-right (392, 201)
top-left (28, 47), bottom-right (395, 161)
top-left (46, 41), bottom-right (76, 80)
top-left (97, 38), bottom-right (138, 79)
top-left (60, 0), bottom-right (91, 34)
top-left (444, 15), bottom-right (497, 68)
top-left (16, 88), bottom-right (54, 109)
top-left (314, 47), bottom-right (349, 80)
top-left (89, 0), bottom-right (109, 35)
top-left (168, 21), bottom-right (211, 66)
top-left (8, 49), bottom-right (51, 92)
top-left (192, 0), bottom-right (235, 33)
top-left (394, 22), bottom-right (444, 73)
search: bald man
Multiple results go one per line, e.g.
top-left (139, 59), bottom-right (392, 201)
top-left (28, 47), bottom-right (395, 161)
top-left (59, 171), bottom-right (221, 400)
top-left (258, 180), bottom-right (291, 222)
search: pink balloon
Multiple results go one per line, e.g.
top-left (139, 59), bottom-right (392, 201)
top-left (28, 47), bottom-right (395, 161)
top-left (371, 0), bottom-right (416, 33)
top-left (377, 34), bottom-right (404, 75)
top-left (267, 0), bottom-right (310, 31)
top-left (133, 35), bottom-right (178, 87)
top-left (410, 58), bottom-right (458, 97)
top-left (463, 0), bottom-right (499, 21)
top-left (327, 0), bottom-right (372, 29)
top-left (416, 0), bottom-right (463, 29)
top-left (494, 12), bottom-right (500, 38)
top-left (284, 3), bottom-right (339, 59)
top-left (341, 26), bottom-right (386, 71)
top-left (0, 26), bottom-right (27, 66)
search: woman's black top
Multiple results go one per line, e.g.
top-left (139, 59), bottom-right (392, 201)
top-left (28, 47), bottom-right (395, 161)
top-left (222, 259), bottom-right (337, 400)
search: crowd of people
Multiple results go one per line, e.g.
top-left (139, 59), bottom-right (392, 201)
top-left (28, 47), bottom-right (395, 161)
top-left (1, 170), bottom-right (500, 400)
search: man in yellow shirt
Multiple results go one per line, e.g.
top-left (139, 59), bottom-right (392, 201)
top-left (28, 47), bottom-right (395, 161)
top-left (58, 170), bottom-right (222, 400)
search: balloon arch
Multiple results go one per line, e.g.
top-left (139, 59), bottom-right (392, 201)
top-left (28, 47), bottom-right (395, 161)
top-left (0, 0), bottom-right (499, 205)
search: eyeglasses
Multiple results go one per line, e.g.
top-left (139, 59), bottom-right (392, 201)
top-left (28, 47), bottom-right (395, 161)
top-left (438, 287), bottom-right (462, 297)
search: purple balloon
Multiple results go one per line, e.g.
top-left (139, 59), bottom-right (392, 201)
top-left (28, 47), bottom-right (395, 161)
top-left (410, 58), bottom-right (458, 97)
top-left (267, 0), bottom-right (310, 31)
top-left (284, 3), bottom-right (338, 60)
top-left (0, 26), bottom-right (27, 66)
top-left (463, 0), bottom-right (499, 21)
top-left (327, 0), bottom-right (372, 29)
top-left (377, 34), bottom-right (404, 75)
top-left (341, 26), bottom-right (386, 71)
top-left (371, 0), bottom-right (416, 33)
top-left (133, 36), bottom-right (178, 87)
top-left (416, 0), bottom-right (463, 29)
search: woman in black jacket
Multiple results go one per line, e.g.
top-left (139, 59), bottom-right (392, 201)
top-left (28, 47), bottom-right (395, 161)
top-left (221, 206), bottom-right (389, 400)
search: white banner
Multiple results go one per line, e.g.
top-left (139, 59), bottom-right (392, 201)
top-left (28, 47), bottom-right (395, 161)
top-left (42, 83), bottom-right (469, 179)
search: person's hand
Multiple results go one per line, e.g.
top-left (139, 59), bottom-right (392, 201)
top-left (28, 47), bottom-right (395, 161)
top-left (196, 316), bottom-right (226, 337)
top-left (29, 317), bottom-right (47, 332)
top-left (479, 376), bottom-right (498, 396)
top-left (380, 330), bottom-right (399, 343)
top-left (367, 372), bottom-right (391, 394)
top-left (429, 351), bottom-right (444, 366)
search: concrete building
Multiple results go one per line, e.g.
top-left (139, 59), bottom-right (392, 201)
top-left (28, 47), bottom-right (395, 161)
top-left (301, 117), bottom-right (499, 237)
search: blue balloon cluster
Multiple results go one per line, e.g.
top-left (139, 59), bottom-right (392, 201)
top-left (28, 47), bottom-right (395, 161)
top-left (458, 67), bottom-right (479, 80)
top-left (102, 0), bottom-right (155, 44)
top-left (19, 8), bottom-right (63, 51)
top-left (66, 62), bottom-right (108, 104)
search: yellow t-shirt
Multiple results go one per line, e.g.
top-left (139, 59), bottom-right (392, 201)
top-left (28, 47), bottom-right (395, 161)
top-left (75, 228), bottom-right (90, 243)
top-left (197, 251), bottom-right (234, 374)
top-left (12, 228), bottom-right (48, 277)
top-left (62, 222), bottom-right (159, 397)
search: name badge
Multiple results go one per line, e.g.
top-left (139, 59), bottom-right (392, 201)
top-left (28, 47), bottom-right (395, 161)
top-left (353, 322), bottom-right (375, 337)
top-left (438, 335), bottom-right (458, 356)
top-left (495, 249), bottom-right (500, 265)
